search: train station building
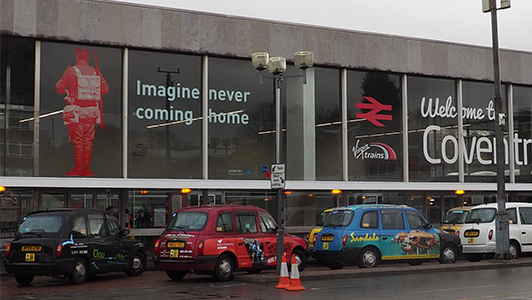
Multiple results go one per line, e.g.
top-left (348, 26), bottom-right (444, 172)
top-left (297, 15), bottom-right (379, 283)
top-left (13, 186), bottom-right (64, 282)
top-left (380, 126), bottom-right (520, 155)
top-left (2, 0), bottom-right (532, 252)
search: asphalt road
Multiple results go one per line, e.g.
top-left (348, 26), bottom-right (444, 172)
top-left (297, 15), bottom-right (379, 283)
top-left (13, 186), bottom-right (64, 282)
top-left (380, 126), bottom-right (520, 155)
top-left (3, 257), bottom-right (532, 299)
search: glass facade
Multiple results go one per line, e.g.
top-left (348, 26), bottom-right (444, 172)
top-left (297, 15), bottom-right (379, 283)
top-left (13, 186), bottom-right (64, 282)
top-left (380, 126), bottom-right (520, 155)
top-left (408, 76), bottom-right (457, 181)
top-left (208, 57), bottom-right (275, 179)
top-left (128, 50), bottom-right (202, 179)
top-left (3, 35), bottom-right (532, 244)
top-left (513, 85), bottom-right (532, 183)
top-left (0, 37), bottom-right (35, 177)
top-left (39, 42), bottom-right (122, 177)
top-left (347, 71), bottom-right (402, 181)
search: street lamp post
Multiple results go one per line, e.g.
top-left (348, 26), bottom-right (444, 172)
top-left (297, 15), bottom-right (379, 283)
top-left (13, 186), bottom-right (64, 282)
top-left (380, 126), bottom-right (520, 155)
top-left (483, 0), bottom-right (510, 260)
top-left (251, 51), bottom-right (314, 273)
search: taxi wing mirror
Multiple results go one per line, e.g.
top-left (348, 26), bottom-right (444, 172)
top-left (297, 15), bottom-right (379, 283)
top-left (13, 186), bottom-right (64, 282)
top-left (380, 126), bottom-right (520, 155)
top-left (122, 229), bottom-right (130, 236)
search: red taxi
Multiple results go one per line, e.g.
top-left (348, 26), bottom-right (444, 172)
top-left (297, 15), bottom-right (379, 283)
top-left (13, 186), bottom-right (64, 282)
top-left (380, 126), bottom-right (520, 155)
top-left (153, 205), bottom-right (309, 281)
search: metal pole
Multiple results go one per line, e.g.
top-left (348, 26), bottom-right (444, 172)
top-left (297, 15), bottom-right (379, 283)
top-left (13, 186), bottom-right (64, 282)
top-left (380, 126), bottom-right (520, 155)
top-left (275, 76), bottom-right (284, 274)
top-left (490, 0), bottom-right (509, 260)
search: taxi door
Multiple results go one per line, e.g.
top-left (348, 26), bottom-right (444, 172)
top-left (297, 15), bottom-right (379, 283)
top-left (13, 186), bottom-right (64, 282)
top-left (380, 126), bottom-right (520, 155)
top-left (516, 207), bottom-right (532, 252)
top-left (234, 211), bottom-right (263, 269)
top-left (258, 212), bottom-right (279, 267)
top-left (379, 209), bottom-right (409, 260)
top-left (87, 212), bottom-right (113, 272)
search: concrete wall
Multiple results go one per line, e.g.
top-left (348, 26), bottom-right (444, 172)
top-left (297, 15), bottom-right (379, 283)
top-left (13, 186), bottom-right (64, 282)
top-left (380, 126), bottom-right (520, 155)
top-left (1, 0), bottom-right (532, 85)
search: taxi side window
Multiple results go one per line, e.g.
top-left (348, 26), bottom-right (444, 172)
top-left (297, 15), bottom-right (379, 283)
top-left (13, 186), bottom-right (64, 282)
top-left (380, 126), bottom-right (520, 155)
top-left (360, 211), bottom-right (378, 229)
top-left (519, 207), bottom-right (532, 224)
top-left (381, 210), bottom-right (405, 230)
top-left (406, 210), bottom-right (425, 229)
top-left (88, 213), bottom-right (108, 237)
top-left (236, 212), bottom-right (258, 233)
top-left (72, 215), bottom-right (88, 236)
top-left (258, 212), bottom-right (278, 233)
top-left (506, 208), bottom-right (517, 224)
top-left (216, 212), bottom-right (233, 233)
top-left (107, 219), bottom-right (122, 236)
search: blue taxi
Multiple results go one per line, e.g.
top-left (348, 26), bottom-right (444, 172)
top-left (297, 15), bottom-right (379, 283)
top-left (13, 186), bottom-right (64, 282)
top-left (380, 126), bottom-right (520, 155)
top-left (313, 204), bottom-right (461, 269)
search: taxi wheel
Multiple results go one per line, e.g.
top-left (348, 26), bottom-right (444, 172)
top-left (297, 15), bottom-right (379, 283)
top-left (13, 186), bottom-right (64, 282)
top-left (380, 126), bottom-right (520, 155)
top-left (69, 258), bottom-right (88, 284)
top-left (14, 273), bottom-right (34, 286)
top-left (124, 252), bottom-right (146, 276)
top-left (358, 246), bottom-right (380, 268)
top-left (439, 244), bottom-right (458, 264)
top-left (214, 254), bottom-right (234, 282)
top-left (287, 249), bottom-right (307, 272)
top-left (509, 241), bottom-right (520, 259)
top-left (166, 270), bottom-right (187, 280)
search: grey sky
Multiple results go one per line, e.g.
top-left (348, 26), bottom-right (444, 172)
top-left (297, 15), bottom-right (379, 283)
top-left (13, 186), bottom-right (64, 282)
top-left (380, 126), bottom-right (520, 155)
top-left (110, 0), bottom-right (531, 52)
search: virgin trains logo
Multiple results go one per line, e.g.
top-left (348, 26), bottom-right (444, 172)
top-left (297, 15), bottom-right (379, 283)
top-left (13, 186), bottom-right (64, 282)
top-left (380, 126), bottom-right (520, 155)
top-left (352, 140), bottom-right (397, 160)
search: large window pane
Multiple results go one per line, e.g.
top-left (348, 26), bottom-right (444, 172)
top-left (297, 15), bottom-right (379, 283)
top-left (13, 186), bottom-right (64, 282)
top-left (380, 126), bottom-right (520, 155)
top-left (208, 57), bottom-right (274, 179)
top-left (40, 42), bottom-right (122, 177)
top-left (513, 85), bottom-right (532, 182)
top-left (347, 71), bottom-right (402, 181)
top-left (128, 50), bottom-right (201, 179)
top-left (407, 76), bottom-right (457, 181)
top-left (315, 68), bottom-right (342, 181)
top-left (0, 37), bottom-right (35, 176)
top-left (462, 81), bottom-right (508, 182)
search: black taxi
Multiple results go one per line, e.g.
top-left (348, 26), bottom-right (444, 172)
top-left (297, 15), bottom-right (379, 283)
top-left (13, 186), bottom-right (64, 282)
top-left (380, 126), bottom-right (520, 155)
top-left (4, 208), bottom-right (147, 286)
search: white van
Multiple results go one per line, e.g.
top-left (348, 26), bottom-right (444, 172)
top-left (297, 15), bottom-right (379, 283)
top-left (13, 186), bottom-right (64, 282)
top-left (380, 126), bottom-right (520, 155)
top-left (460, 202), bottom-right (532, 262)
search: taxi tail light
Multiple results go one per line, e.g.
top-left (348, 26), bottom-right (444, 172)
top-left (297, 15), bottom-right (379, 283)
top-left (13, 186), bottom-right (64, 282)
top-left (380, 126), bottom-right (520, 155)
top-left (56, 243), bottom-right (63, 257)
top-left (456, 230), bottom-right (460, 236)
top-left (313, 234), bottom-right (318, 247)
top-left (154, 239), bottom-right (160, 254)
top-left (306, 233), bottom-right (310, 240)
top-left (342, 235), bottom-right (348, 247)
top-left (198, 240), bottom-right (204, 255)
top-left (5, 243), bottom-right (10, 257)
top-left (488, 229), bottom-right (494, 240)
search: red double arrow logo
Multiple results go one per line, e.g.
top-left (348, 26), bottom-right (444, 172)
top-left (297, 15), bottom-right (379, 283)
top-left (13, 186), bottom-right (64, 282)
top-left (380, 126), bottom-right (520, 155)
top-left (356, 96), bottom-right (392, 127)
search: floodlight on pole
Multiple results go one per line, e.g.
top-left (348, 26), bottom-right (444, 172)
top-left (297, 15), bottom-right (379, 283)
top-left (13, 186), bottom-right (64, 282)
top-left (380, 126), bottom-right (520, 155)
top-left (251, 50), bottom-right (314, 274)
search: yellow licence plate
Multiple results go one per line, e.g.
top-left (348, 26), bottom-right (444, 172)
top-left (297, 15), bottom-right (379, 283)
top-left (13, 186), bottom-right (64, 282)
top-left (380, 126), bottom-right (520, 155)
top-left (22, 245), bottom-right (41, 252)
top-left (170, 249), bottom-right (179, 258)
top-left (167, 242), bottom-right (185, 248)
top-left (25, 253), bottom-right (35, 262)
top-left (464, 231), bottom-right (479, 237)
top-left (321, 235), bottom-right (334, 242)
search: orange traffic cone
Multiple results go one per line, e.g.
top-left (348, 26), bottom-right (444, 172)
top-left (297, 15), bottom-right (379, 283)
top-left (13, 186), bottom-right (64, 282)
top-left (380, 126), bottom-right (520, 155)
top-left (286, 254), bottom-right (305, 291)
top-left (275, 253), bottom-right (290, 289)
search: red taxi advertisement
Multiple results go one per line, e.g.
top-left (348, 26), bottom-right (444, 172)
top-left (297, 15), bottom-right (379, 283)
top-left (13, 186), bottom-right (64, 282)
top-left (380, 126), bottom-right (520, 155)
top-left (153, 205), bottom-right (309, 281)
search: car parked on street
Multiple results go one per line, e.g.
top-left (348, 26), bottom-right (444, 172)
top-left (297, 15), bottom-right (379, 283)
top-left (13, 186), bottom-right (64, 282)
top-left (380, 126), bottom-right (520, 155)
top-left (440, 206), bottom-right (473, 235)
top-left (4, 208), bottom-right (147, 286)
top-left (460, 202), bottom-right (532, 261)
top-left (313, 204), bottom-right (462, 269)
top-left (153, 205), bottom-right (310, 281)
top-left (307, 208), bottom-right (335, 251)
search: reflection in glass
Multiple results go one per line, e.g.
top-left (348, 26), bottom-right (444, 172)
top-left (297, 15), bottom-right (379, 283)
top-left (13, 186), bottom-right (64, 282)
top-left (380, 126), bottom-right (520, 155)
top-left (208, 58), bottom-right (274, 179)
top-left (347, 71), bottom-right (402, 181)
top-left (128, 50), bottom-right (202, 179)
top-left (513, 85), bottom-right (532, 183)
top-left (1, 37), bottom-right (35, 176)
top-left (407, 76), bottom-right (457, 181)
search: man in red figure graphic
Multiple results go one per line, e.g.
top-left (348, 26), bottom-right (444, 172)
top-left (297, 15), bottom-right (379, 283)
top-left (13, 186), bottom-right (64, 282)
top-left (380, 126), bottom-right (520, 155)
top-left (56, 48), bottom-right (109, 177)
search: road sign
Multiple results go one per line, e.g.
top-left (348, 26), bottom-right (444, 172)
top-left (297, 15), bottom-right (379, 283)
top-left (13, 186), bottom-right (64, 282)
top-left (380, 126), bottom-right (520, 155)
top-left (271, 164), bottom-right (285, 174)
top-left (270, 173), bottom-right (285, 189)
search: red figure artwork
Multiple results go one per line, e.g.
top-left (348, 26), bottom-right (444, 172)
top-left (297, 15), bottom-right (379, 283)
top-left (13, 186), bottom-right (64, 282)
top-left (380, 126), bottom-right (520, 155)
top-left (55, 48), bottom-right (109, 177)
